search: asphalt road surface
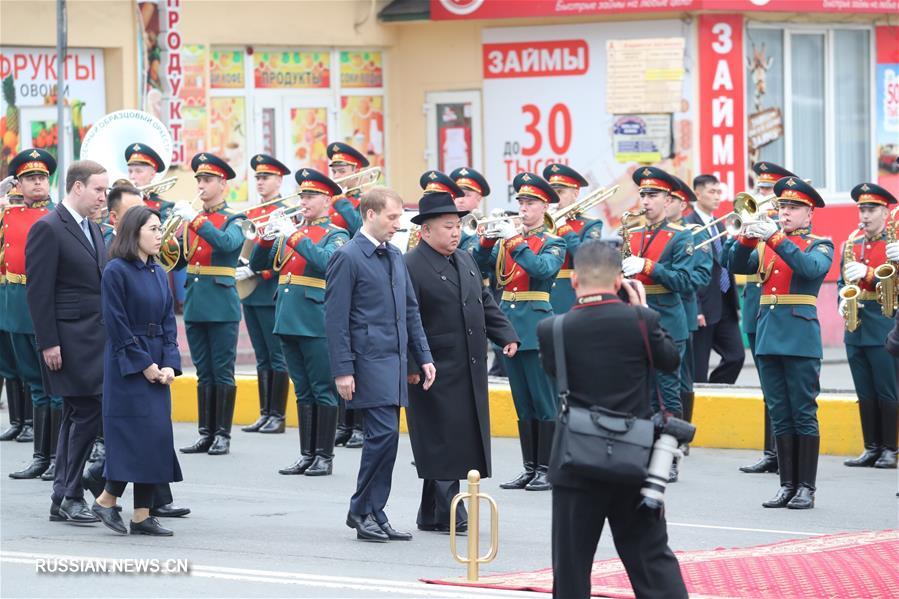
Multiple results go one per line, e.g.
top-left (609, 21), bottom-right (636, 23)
top-left (1, 415), bottom-right (895, 598)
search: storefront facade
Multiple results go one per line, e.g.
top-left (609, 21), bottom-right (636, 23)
top-left (1, 0), bottom-right (896, 344)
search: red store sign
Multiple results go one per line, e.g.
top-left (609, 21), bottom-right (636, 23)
top-left (698, 14), bottom-right (746, 201)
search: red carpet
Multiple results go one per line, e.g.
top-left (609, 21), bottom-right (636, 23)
top-left (423, 530), bottom-right (899, 598)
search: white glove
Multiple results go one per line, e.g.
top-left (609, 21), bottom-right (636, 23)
top-left (270, 217), bottom-right (296, 239)
top-left (235, 266), bottom-right (254, 281)
top-left (622, 256), bottom-right (646, 277)
top-left (0, 175), bottom-right (16, 197)
top-left (494, 219), bottom-right (519, 240)
top-left (838, 298), bottom-right (848, 318)
top-left (843, 261), bottom-right (868, 283)
top-left (886, 241), bottom-right (899, 262)
top-left (747, 221), bottom-right (778, 241)
top-left (172, 202), bottom-right (199, 222)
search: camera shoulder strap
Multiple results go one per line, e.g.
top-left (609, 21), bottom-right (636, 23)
top-left (552, 314), bottom-right (570, 411)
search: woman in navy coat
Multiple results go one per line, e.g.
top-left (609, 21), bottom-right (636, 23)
top-left (91, 206), bottom-right (183, 536)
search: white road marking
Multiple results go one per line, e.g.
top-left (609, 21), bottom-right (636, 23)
top-left (1, 551), bottom-right (549, 597)
top-left (668, 521), bottom-right (825, 536)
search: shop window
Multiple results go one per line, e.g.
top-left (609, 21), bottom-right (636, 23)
top-left (746, 26), bottom-right (872, 196)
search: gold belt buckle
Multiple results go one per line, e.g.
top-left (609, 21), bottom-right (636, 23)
top-left (509, 292), bottom-right (516, 302)
top-left (286, 273), bottom-right (292, 284)
top-left (771, 295), bottom-right (779, 305)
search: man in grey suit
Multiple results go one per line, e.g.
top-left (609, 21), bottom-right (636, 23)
top-left (326, 186), bottom-right (436, 542)
top-left (26, 160), bottom-right (109, 524)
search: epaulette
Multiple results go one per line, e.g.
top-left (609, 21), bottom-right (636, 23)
top-left (667, 223), bottom-right (686, 231)
top-left (807, 234), bottom-right (831, 241)
top-left (543, 231), bottom-right (560, 239)
top-left (328, 223), bottom-right (348, 233)
top-left (683, 223), bottom-right (702, 231)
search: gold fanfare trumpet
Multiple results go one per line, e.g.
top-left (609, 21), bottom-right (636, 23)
top-left (466, 213), bottom-right (555, 239)
top-left (875, 216), bottom-right (898, 318)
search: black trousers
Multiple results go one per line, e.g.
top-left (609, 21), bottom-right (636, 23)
top-left (152, 483), bottom-right (174, 507)
top-left (693, 308), bottom-right (745, 384)
top-left (105, 480), bottom-right (154, 509)
top-left (417, 480), bottom-right (468, 528)
top-left (552, 484), bottom-right (687, 599)
top-left (52, 395), bottom-right (101, 503)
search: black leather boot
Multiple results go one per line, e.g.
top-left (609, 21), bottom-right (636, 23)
top-left (40, 405), bottom-right (62, 481)
top-left (787, 435), bottom-right (819, 509)
top-left (180, 385), bottom-right (214, 453)
top-left (208, 385), bottom-right (237, 455)
top-left (15, 388), bottom-right (33, 443)
top-left (845, 401), bottom-right (882, 467)
top-left (526, 420), bottom-right (554, 491)
top-left (335, 400), bottom-right (352, 447)
top-left (259, 370), bottom-right (289, 434)
top-left (280, 404), bottom-right (316, 474)
top-left (680, 391), bottom-right (695, 456)
top-left (242, 369), bottom-right (271, 432)
top-left (762, 435), bottom-right (797, 508)
top-left (741, 406), bottom-right (779, 473)
top-left (501, 420), bottom-right (536, 489)
top-left (874, 400), bottom-right (897, 469)
top-left (306, 405), bottom-right (338, 476)
top-left (9, 404), bottom-right (50, 479)
top-left (0, 378), bottom-right (23, 441)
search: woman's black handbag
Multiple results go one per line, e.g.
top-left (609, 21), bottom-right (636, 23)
top-left (549, 311), bottom-right (654, 484)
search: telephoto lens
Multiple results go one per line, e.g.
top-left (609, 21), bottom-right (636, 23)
top-left (639, 417), bottom-right (697, 511)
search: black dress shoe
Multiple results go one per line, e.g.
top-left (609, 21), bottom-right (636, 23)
top-left (91, 502), bottom-right (127, 535)
top-left (525, 469), bottom-right (552, 491)
top-left (59, 497), bottom-right (100, 524)
top-left (150, 503), bottom-right (191, 518)
top-left (786, 485), bottom-right (815, 509)
top-left (207, 434), bottom-right (230, 455)
top-left (345, 512), bottom-right (388, 542)
top-left (378, 521), bottom-right (412, 541)
top-left (40, 460), bottom-right (56, 481)
top-left (50, 502), bottom-right (64, 522)
top-left (740, 455), bottom-right (779, 473)
top-left (762, 485), bottom-right (796, 508)
top-left (130, 517), bottom-right (174, 536)
top-left (418, 523), bottom-right (466, 534)
top-left (346, 429), bottom-right (364, 448)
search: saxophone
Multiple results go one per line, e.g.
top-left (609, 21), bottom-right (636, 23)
top-left (618, 209), bottom-right (647, 261)
top-left (840, 225), bottom-right (863, 332)
top-left (875, 217), bottom-right (897, 318)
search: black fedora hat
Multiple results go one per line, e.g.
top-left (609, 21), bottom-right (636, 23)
top-left (411, 192), bottom-right (469, 225)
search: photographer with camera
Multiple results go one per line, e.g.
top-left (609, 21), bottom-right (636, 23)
top-left (537, 240), bottom-right (688, 599)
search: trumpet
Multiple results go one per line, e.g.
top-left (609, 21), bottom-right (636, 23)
top-left (693, 192), bottom-right (778, 250)
top-left (332, 166), bottom-right (382, 195)
top-left (461, 211), bottom-right (517, 236)
top-left (159, 193), bottom-right (203, 267)
top-left (240, 206), bottom-right (305, 241)
top-left (549, 185), bottom-right (619, 228)
top-left (466, 213), bottom-right (555, 239)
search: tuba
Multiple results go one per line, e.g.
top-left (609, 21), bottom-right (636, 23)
top-left (875, 217), bottom-right (897, 318)
top-left (79, 110), bottom-right (173, 183)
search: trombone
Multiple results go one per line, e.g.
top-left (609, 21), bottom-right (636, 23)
top-left (138, 177), bottom-right (178, 196)
top-left (332, 166), bottom-right (382, 196)
top-left (549, 185), bottom-right (619, 228)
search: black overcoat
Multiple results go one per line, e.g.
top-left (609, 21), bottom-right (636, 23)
top-left (405, 240), bottom-right (518, 479)
top-left (25, 205), bottom-right (107, 396)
